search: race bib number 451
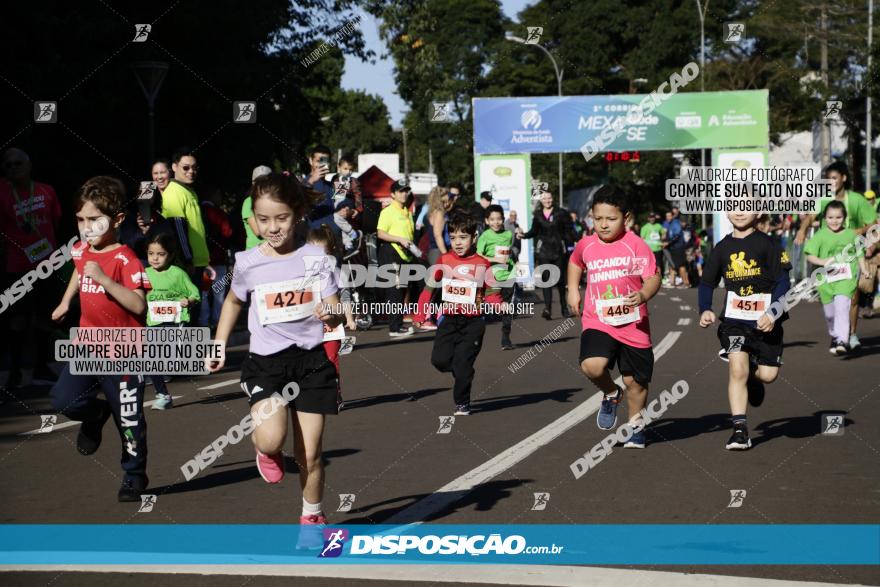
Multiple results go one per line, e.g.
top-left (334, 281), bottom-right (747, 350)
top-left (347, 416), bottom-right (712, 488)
top-left (255, 279), bottom-right (320, 325)
top-left (725, 291), bottom-right (771, 321)
top-left (596, 298), bottom-right (640, 326)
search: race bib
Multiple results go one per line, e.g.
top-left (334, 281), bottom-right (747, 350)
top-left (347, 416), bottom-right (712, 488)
top-left (495, 245), bottom-right (510, 263)
top-left (725, 291), bottom-right (771, 321)
top-left (322, 323), bottom-right (346, 342)
top-left (596, 298), bottom-right (640, 326)
top-left (648, 232), bottom-right (661, 243)
top-left (24, 238), bottom-right (52, 263)
top-left (254, 278), bottom-right (320, 325)
top-left (148, 300), bottom-right (182, 323)
top-left (825, 263), bottom-right (853, 283)
top-left (441, 277), bottom-right (477, 304)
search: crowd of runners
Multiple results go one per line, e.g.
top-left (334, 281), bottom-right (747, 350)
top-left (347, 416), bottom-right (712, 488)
top-left (1, 145), bottom-right (878, 530)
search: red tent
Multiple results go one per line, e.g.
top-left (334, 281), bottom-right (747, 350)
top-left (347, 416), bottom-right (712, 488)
top-left (357, 165), bottom-right (395, 203)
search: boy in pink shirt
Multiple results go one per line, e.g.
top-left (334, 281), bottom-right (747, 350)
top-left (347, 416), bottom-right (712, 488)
top-left (567, 186), bottom-right (661, 448)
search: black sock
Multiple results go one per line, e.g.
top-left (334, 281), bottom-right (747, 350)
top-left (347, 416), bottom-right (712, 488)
top-left (731, 414), bottom-right (747, 428)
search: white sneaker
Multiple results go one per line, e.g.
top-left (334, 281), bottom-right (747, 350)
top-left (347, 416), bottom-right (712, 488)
top-left (389, 327), bottom-right (414, 338)
top-left (849, 334), bottom-right (861, 349)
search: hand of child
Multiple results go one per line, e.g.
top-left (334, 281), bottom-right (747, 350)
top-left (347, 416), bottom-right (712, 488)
top-left (51, 302), bottom-right (69, 323)
top-left (314, 302), bottom-right (336, 324)
top-left (204, 266), bottom-right (217, 281)
top-left (699, 310), bottom-right (716, 328)
top-left (82, 261), bottom-right (107, 285)
top-left (206, 342), bottom-right (226, 373)
top-left (756, 313), bottom-right (775, 332)
top-left (623, 290), bottom-right (645, 307)
top-left (566, 291), bottom-right (581, 316)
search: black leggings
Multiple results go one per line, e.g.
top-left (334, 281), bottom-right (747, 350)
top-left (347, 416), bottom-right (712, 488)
top-left (538, 257), bottom-right (567, 313)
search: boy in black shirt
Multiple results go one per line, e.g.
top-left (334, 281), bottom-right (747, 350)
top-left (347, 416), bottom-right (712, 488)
top-left (698, 211), bottom-right (791, 450)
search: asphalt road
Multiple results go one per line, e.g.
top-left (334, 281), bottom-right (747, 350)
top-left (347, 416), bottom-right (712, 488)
top-left (1, 288), bottom-right (878, 586)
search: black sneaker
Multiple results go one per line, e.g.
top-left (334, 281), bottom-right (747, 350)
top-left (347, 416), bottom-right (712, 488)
top-left (118, 475), bottom-right (149, 502)
top-left (829, 339), bottom-right (837, 355)
top-left (501, 335), bottom-right (514, 350)
top-left (725, 426), bottom-right (752, 450)
top-left (746, 374), bottom-right (765, 407)
top-left (76, 401), bottom-right (112, 456)
top-left (541, 308), bottom-right (552, 320)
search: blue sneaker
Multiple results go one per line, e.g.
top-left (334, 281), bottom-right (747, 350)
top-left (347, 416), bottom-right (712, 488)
top-left (151, 393), bottom-right (173, 410)
top-left (624, 427), bottom-right (646, 449)
top-left (596, 389), bottom-right (622, 430)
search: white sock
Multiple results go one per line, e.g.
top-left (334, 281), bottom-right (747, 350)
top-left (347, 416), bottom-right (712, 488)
top-left (604, 387), bottom-right (621, 399)
top-left (302, 498), bottom-right (322, 517)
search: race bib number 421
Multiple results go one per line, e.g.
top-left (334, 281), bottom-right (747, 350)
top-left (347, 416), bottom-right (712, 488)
top-left (254, 279), bottom-right (320, 325)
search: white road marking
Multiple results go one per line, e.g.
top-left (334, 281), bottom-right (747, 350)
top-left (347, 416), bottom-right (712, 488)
top-left (5, 564), bottom-right (846, 586)
top-left (670, 296), bottom-right (682, 301)
top-left (677, 318), bottom-right (692, 326)
top-left (386, 331), bottom-right (681, 526)
top-left (19, 395), bottom-right (183, 435)
top-left (679, 305), bottom-right (692, 311)
top-left (197, 378), bottom-right (239, 390)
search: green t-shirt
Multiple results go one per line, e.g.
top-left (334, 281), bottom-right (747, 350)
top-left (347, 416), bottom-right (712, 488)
top-left (640, 222), bottom-right (665, 252)
top-left (818, 191), bottom-right (878, 231)
top-left (477, 228), bottom-right (514, 283)
top-left (145, 265), bottom-right (200, 326)
top-left (241, 196), bottom-right (264, 249)
top-left (803, 227), bottom-right (862, 304)
top-left (161, 181), bottom-right (210, 267)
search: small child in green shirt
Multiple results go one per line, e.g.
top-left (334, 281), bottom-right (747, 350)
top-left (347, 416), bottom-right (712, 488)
top-left (804, 201), bottom-right (869, 356)
top-left (477, 205), bottom-right (516, 350)
top-left (145, 233), bottom-right (200, 408)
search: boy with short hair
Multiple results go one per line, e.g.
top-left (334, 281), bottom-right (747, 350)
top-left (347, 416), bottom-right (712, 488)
top-left (477, 204), bottom-right (516, 350)
top-left (699, 209), bottom-right (792, 450)
top-left (415, 211), bottom-right (492, 415)
top-left (567, 186), bottom-right (661, 449)
top-left (50, 176), bottom-right (151, 501)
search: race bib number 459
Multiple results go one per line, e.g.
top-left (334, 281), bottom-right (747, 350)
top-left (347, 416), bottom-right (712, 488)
top-left (254, 279), bottom-right (320, 325)
top-left (596, 298), bottom-right (640, 326)
top-left (441, 277), bottom-right (477, 305)
top-left (725, 291), bottom-right (771, 321)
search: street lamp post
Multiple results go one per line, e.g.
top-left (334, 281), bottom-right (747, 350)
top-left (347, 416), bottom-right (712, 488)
top-left (506, 35), bottom-right (564, 208)
top-left (131, 61), bottom-right (169, 163)
top-left (695, 0), bottom-right (708, 229)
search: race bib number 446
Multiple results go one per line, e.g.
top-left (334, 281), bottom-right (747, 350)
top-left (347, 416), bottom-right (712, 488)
top-left (596, 298), bottom-right (640, 326)
top-left (255, 279), bottom-right (320, 325)
top-left (725, 291), bottom-right (771, 321)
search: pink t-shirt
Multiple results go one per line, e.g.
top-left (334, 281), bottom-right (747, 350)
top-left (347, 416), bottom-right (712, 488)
top-left (569, 231), bottom-right (657, 348)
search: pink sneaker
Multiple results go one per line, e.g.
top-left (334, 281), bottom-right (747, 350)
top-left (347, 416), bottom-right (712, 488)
top-left (255, 450), bottom-right (284, 483)
top-left (299, 514), bottom-right (328, 525)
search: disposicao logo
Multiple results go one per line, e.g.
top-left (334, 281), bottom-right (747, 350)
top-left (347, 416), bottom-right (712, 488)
top-left (318, 528), bottom-right (348, 558)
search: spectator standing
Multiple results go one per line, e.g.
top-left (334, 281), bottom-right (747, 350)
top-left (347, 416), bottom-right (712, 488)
top-left (161, 147), bottom-right (210, 284)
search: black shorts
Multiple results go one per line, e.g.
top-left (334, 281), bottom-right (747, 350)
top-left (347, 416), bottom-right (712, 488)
top-left (579, 329), bottom-right (654, 386)
top-left (669, 247), bottom-right (687, 269)
top-left (240, 344), bottom-right (339, 415)
top-left (717, 321), bottom-right (784, 367)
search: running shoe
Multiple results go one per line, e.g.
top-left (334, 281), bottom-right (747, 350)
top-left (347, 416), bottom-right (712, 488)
top-left (256, 449), bottom-right (285, 483)
top-left (624, 427), bottom-right (646, 449)
top-left (746, 374), bottom-right (765, 407)
top-left (414, 322), bottom-right (438, 332)
top-left (541, 308), bottom-right (552, 320)
top-left (454, 403), bottom-right (471, 416)
top-left (151, 393), bottom-right (173, 410)
top-left (849, 334), bottom-right (861, 349)
top-left (829, 339), bottom-right (838, 355)
top-left (118, 474), bottom-right (148, 502)
top-left (296, 514), bottom-right (328, 550)
top-left (388, 326), bottom-right (414, 338)
top-left (835, 342), bottom-right (850, 356)
top-left (76, 401), bottom-right (112, 455)
top-left (597, 389), bottom-right (622, 430)
top-left (725, 426), bottom-right (752, 450)
top-left (501, 335), bottom-right (514, 350)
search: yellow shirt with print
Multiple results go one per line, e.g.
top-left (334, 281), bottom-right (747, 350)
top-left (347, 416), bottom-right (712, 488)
top-left (378, 201), bottom-right (414, 261)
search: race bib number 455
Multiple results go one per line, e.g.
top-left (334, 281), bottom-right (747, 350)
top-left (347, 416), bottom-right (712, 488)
top-left (255, 279), bottom-right (320, 325)
top-left (148, 300), bottom-right (182, 323)
top-left (725, 291), bottom-right (771, 321)
top-left (596, 298), bottom-right (640, 326)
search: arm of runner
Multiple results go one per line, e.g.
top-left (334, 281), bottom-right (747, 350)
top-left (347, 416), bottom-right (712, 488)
top-left (82, 261), bottom-right (146, 315)
top-left (625, 271), bottom-right (661, 307)
top-left (805, 254), bottom-right (828, 266)
top-left (566, 261), bottom-right (583, 316)
top-left (52, 269), bottom-right (80, 322)
top-left (208, 292), bottom-right (243, 372)
top-left (794, 213), bottom-right (815, 245)
top-left (315, 293), bottom-right (344, 329)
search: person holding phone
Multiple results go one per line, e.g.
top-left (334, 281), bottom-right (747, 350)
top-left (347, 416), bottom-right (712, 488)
top-left (301, 145), bottom-right (338, 233)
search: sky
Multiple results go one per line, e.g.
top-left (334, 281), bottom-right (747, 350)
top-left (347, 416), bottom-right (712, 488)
top-left (341, 0), bottom-right (534, 127)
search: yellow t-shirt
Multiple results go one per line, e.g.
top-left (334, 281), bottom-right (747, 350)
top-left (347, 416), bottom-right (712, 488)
top-left (378, 202), bottom-right (414, 260)
top-left (161, 181), bottom-right (209, 266)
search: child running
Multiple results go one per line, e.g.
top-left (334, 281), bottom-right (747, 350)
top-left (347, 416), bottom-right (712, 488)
top-left (208, 173), bottom-right (343, 527)
top-left (566, 186), bottom-right (661, 449)
top-left (804, 201), bottom-right (869, 355)
top-left (144, 232), bottom-right (200, 409)
top-left (699, 208), bottom-right (792, 450)
top-left (414, 210), bottom-right (491, 415)
top-left (50, 176), bottom-right (151, 501)
top-left (477, 204), bottom-right (516, 350)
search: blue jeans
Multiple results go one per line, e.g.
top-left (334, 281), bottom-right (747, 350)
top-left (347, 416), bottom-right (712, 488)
top-left (199, 264), bottom-right (227, 327)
